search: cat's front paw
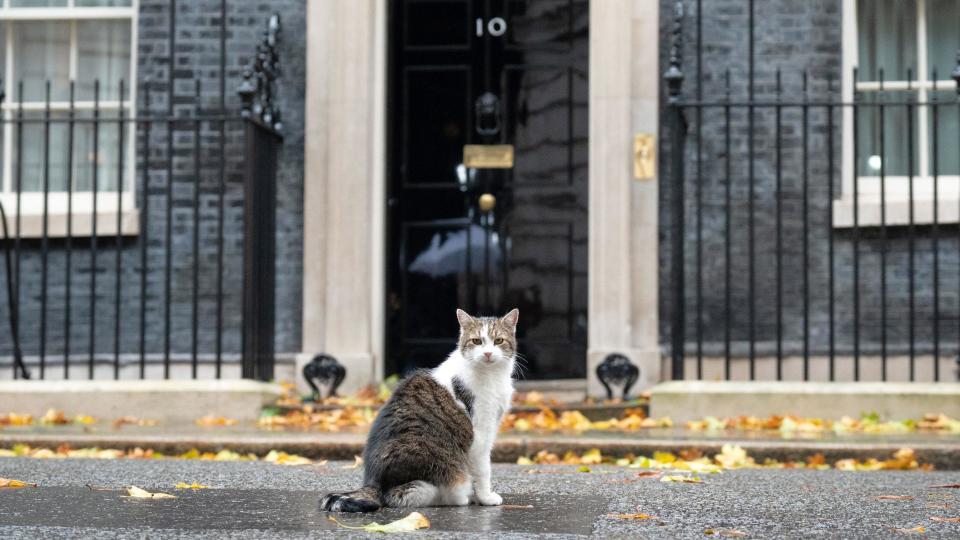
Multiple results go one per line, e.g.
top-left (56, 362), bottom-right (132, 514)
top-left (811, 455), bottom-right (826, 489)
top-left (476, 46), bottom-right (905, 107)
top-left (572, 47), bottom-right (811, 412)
top-left (475, 491), bottom-right (503, 506)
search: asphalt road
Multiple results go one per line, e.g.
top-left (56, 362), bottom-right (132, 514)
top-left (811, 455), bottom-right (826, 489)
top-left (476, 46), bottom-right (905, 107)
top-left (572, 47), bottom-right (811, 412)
top-left (1, 458), bottom-right (959, 538)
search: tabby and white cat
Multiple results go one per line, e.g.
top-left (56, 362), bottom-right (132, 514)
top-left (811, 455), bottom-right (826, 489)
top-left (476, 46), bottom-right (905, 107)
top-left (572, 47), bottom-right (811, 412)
top-left (319, 308), bottom-right (518, 512)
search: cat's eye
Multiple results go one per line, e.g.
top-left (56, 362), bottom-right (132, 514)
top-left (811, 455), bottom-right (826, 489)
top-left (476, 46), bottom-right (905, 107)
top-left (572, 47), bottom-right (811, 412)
top-left (471, 338), bottom-right (482, 345)
top-left (494, 338), bottom-right (504, 345)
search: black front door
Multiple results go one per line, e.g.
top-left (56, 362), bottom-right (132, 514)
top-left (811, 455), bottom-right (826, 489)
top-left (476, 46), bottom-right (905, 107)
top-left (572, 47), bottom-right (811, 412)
top-left (387, 0), bottom-right (588, 379)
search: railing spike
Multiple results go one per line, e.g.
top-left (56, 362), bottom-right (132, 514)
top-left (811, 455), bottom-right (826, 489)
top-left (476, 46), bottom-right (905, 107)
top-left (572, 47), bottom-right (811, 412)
top-left (237, 14), bottom-right (282, 132)
top-left (664, 0), bottom-right (685, 103)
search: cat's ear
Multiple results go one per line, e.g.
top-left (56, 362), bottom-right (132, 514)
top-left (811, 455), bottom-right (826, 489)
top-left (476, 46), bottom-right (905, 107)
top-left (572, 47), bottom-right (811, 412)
top-left (500, 308), bottom-right (519, 333)
top-left (456, 308), bottom-right (476, 328)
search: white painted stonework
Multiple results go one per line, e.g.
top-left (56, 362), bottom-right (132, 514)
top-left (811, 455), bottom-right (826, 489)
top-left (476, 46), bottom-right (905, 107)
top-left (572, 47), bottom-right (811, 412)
top-left (586, 0), bottom-right (662, 397)
top-left (651, 381), bottom-right (960, 423)
top-left (302, 0), bottom-right (387, 395)
top-left (301, 1), bottom-right (662, 398)
top-left (0, 379), bottom-right (283, 422)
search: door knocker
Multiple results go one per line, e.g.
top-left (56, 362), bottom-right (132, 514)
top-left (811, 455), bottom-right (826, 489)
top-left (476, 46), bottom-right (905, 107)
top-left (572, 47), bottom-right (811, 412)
top-left (474, 92), bottom-right (501, 136)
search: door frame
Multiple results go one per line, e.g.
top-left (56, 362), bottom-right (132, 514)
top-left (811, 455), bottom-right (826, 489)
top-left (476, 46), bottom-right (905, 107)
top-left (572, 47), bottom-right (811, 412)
top-left (300, 0), bottom-right (662, 397)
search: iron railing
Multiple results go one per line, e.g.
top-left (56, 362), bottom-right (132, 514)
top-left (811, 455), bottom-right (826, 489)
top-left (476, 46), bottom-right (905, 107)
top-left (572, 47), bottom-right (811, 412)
top-left (665, 0), bottom-right (960, 382)
top-left (0, 14), bottom-right (282, 382)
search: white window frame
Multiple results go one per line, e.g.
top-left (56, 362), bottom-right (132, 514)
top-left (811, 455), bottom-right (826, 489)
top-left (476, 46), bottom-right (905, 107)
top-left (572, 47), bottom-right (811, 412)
top-left (0, 0), bottom-right (139, 238)
top-left (837, 0), bottom-right (959, 227)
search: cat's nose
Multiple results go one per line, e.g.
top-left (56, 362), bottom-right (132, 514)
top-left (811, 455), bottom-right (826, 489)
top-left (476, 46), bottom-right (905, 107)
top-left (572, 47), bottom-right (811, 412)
top-left (483, 352), bottom-right (493, 361)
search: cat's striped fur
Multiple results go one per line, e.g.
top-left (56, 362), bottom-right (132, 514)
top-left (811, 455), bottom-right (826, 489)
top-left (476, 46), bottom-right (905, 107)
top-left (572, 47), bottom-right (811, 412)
top-left (319, 308), bottom-right (518, 512)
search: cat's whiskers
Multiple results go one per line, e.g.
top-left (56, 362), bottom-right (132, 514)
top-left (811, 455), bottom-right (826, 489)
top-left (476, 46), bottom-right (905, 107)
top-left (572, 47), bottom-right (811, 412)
top-left (511, 353), bottom-right (529, 380)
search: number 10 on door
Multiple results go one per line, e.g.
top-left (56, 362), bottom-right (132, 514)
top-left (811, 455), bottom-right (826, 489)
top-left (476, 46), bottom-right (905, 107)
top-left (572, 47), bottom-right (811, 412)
top-left (476, 17), bottom-right (507, 37)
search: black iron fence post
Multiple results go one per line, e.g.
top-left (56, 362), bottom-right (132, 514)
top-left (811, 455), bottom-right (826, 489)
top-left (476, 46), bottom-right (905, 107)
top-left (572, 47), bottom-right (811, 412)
top-left (239, 14), bottom-right (283, 382)
top-left (240, 120), bottom-right (281, 381)
top-left (665, 1), bottom-right (687, 380)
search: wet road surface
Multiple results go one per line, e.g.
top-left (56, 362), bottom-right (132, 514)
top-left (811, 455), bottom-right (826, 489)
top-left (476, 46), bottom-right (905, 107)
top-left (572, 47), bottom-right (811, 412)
top-left (1, 458), bottom-right (959, 538)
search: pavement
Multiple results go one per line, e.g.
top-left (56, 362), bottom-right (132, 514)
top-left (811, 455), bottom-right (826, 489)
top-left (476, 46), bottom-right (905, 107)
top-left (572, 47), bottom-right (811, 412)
top-left (2, 458), bottom-right (960, 538)
top-left (3, 423), bottom-right (960, 468)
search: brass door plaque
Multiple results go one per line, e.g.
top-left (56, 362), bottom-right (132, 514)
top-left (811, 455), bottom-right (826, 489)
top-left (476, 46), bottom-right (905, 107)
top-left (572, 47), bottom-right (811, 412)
top-left (463, 144), bottom-right (514, 169)
top-left (633, 133), bottom-right (656, 180)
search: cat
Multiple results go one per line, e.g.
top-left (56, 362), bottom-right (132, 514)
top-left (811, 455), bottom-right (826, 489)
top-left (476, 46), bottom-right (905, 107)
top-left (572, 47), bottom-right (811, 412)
top-left (319, 308), bottom-right (518, 512)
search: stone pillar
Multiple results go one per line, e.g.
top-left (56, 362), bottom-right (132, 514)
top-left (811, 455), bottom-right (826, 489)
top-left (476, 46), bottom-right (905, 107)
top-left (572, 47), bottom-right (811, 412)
top-left (300, 0), bottom-right (387, 395)
top-left (587, 0), bottom-right (661, 397)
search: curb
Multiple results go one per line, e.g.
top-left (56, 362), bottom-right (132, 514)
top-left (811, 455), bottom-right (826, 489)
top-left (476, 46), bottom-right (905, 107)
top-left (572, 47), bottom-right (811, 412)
top-left (3, 433), bottom-right (959, 469)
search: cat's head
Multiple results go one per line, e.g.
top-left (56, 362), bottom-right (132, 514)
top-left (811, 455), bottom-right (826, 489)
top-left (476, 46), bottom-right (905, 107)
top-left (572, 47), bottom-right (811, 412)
top-left (455, 308), bottom-right (519, 368)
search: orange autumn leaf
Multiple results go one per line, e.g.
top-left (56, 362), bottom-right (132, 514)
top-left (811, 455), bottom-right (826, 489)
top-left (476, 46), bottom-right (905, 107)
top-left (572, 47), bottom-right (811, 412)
top-left (0, 478), bottom-right (37, 489)
top-left (929, 516), bottom-right (960, 523)
top-left (40, 409), bottom-right (71, 425)
top-left (195, 415), bottom-right (238, 427)
top-left (0, 413), bottom-right (33, 426)
top-left (608, 513), bottom-right (657, 520)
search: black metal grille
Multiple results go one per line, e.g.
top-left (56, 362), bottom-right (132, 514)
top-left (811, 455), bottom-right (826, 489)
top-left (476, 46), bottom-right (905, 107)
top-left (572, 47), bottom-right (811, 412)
top-left (665, 0), bottom-right (960, 382)
top-left (0, 12), bottom-right (282, 382)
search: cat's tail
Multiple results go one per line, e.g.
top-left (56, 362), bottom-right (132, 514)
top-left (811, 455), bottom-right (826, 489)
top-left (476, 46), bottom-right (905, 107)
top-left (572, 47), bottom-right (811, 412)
top-left (319, 485), bottom-right (382, 513)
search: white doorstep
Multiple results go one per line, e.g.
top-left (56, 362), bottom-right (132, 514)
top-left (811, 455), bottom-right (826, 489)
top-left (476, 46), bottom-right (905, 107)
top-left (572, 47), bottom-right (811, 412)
top-left (0, 379), bottom-right (283, 422)
top-left (649, 381), bottom-right (960, 423)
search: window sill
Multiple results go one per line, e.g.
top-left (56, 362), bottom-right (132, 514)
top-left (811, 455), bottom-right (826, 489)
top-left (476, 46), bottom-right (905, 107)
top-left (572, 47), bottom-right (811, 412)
top-left (0, 193), bottom-right (139, 239)
top-left (833, 177), bottom-right (960, 228)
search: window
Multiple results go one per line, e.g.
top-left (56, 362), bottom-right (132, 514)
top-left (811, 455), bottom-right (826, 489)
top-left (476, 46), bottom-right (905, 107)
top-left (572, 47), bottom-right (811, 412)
top-left (0, 0), bottom-right (138, 237)
top-left (838, 0), bottom-right (960, 226)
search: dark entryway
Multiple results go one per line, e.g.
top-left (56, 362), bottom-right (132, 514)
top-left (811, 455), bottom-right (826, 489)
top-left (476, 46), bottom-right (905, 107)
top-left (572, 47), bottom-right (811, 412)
top-left (386, 0), bottom-right (588, 379)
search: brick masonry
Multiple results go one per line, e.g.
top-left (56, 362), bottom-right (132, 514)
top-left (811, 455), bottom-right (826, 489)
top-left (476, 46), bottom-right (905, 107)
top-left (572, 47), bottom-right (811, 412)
top-left (4, 1), bottom-right (957, 381)
top-left (0, 0), bottom-right (306, 375)
top-left (658, 0), bottom-right (960, 368)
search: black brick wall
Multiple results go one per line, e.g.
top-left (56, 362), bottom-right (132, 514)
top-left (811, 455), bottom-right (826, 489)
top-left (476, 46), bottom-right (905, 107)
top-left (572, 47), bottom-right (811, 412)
top-left (658, 0), bottom-right (960, 360)
top-left (0, 0), bottom-right (305, 370)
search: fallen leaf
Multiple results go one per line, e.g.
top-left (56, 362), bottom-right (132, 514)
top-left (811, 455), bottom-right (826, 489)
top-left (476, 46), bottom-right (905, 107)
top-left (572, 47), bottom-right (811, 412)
top-left (577, 465), bottom-right (592, 473)
top-left (891, 526), bottom-right (926, 534)
top-left (580, 448), bottom-right (602, 465)
top-left (929, 516), bottom-right (960, 523)
top-left (875, 495), bottom-right (916, 500)
top-left (174, 482), bottom-right (211, 490)
top-left (653, 451), bottom-right (677, 464)
top-left (715, 444), bottom-right (754, 469)
top-left (74, 415), bottom-right (97, 425)
top-left (926, 503), bottom-right (952, 510)
top-left (41, 409), bottom-right (71, 425)
top-left (661, 474), bottom-right (703, 484)
top-left (0, 478), bottom-right (37, 489)
top-left (343, 455), bottom-right (363, 469)
top-left (195, 415), bottom-right (238, 427)
top-left (705, 529), bottom-right (748, 537)
top-left (112, 416), bottom-right (158, 428)
top-left (0, 413), bottom-right (33, 426)
top-left (328, 511), bottom-right (430, 533)
top-left (263, 450), bottom-right (314, 466)
top-left (126, 486), bottom-right (177, 499)
top-left (608, 513), bottom-right (657, 520)
top-left (636, 471), bottom-right (663, 478)
top-left (930, 484), bottom-right (960, 489)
